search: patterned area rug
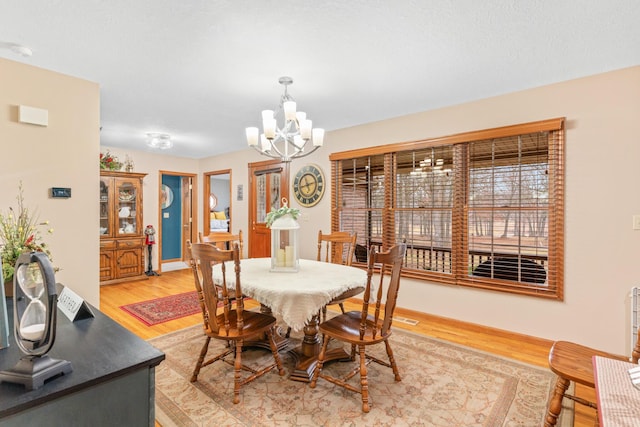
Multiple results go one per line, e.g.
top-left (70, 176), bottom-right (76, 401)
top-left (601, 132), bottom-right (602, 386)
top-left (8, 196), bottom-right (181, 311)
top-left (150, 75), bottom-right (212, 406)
top-left (150, 324), bottom-right (574, 426)
top-left (120, 291), bottom-right (200, 326)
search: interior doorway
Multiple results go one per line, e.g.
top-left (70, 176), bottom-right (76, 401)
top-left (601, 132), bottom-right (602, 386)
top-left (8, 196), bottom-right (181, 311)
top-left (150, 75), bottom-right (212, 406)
top-left (248, 159), bottom-right (289, 258)
top-left (203, 169), bottom-right (232, 236)
top-left (159, 171), bottom-right (197, 272)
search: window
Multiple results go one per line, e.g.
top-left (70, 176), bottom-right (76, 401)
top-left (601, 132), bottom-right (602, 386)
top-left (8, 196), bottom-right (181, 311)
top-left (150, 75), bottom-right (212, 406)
top-left (331, 118), bottom-right (564, 299)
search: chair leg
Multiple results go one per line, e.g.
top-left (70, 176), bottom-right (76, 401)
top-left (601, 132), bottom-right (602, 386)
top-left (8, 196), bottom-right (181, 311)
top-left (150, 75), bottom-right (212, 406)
top-left (233, 340), bottom-right (242, 404)
top-left (384, 339), bottom-right (401, 381)
top-left (190, 336), bottom-right (211, 382)
top-left (544, 376), bottom-right (570, 427)
top-left (358, 344), bottom-right (370, 413)
top-left (266, 328), bottom-right (285, 376)
top-left (322, 305), bottom-right (328, 322)
top-left (339, 302), bottom-right (346, 313)
top-left (310, 335), bottom-right (330, 388)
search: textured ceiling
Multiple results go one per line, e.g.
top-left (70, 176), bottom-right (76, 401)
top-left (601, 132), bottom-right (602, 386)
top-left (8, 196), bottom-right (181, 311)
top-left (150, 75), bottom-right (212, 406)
top-left (1, 1), bottom-right (639, 158)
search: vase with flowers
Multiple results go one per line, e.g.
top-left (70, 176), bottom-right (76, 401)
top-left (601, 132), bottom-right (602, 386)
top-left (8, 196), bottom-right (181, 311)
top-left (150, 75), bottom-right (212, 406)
top-left (0, 183), bottom-right (56, 297)
top-left (100, 150), bottom-right (123, 171)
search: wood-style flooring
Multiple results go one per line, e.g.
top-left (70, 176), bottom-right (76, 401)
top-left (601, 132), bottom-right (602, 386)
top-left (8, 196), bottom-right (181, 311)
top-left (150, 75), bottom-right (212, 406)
top-left (100, 268), bottom-right (596, 426)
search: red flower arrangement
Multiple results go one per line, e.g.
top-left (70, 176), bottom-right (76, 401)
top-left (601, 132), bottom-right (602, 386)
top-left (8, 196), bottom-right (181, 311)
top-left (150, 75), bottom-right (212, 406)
top-left (100, 150), bottom-right (123, 171)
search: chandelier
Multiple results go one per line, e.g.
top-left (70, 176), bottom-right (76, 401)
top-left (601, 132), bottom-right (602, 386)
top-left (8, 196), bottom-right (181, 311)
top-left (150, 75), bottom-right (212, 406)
top-left (146, 132), bottom-right (172, 150)
top-left (245, 76), bottom-right (324, 162)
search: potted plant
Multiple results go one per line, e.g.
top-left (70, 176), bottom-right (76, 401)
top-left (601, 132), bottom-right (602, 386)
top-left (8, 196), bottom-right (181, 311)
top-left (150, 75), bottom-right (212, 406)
top-left (0, 184), bottom-right (55, 297)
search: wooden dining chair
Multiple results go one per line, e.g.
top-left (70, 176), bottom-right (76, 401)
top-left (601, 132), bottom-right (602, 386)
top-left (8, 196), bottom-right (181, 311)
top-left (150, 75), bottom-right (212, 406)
top-left (317, 230), bottom-right (358, 320)
top-left (544, 329), bottom-right (640, 426)
top-left (310, 243), bottom-right (407, 413)
top-left (186, 240), bottom-right (210, 329)
top-left (188, 239), bottom-right (242, 307)
top-left (188, 242), bottom-right (285, 404)
top-left (198, 230), bottom-right (244, 256)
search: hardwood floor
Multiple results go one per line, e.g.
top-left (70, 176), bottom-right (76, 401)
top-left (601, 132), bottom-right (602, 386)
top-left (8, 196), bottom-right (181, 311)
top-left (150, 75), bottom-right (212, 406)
top-left (100, 268), bottom-right (596, 426)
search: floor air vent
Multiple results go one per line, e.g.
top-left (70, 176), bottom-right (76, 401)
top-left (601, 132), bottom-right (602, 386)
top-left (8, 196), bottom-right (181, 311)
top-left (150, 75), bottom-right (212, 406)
top-left (395, 316), bottom-right (419, 326)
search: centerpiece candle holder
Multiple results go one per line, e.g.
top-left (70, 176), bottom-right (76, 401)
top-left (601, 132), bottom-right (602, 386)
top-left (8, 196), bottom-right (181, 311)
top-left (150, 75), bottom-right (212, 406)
top-left (267, 198), bottom-right (300, 273)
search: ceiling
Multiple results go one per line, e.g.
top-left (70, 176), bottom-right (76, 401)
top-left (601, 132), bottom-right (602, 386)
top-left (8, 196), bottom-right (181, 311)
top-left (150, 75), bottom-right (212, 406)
top-left (2, 1), bottom-right (639, 159)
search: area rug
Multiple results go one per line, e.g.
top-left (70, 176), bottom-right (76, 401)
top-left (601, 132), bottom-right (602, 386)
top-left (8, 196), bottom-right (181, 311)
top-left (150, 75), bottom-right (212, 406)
top-left (120, 291), bottom-right (200, 326)
top-left (149, 325), bottom-right (574, 426)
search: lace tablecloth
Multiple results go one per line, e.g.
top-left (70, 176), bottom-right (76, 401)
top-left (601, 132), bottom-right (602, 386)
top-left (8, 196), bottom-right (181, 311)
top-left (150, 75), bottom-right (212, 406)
top-left (212, 258), bottom-right (367, 331)
top-left (593, 355), bottom-right (640, 426)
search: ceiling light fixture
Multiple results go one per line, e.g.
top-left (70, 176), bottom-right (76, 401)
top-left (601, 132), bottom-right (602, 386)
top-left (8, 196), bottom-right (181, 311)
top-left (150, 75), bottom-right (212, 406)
top-left (146, 132), bottom-right (172, 150)
top-left (245, 76), bottom-right (324, 162)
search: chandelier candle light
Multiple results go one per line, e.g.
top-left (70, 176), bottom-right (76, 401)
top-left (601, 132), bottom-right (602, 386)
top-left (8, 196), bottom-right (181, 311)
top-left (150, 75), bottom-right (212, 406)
top-left (246, 76), bottom-right (324, 162)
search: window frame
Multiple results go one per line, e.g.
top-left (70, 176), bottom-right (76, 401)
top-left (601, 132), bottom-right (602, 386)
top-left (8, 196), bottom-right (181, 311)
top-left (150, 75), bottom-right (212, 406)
top-left (330, 118), bottom-right (565, 299)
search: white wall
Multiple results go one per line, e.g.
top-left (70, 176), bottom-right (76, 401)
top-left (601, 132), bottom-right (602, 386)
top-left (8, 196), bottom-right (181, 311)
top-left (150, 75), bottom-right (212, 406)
top-left (197, 66), bottom-right (640, 355)
top-left (210, 176), bottom-right (230, 212)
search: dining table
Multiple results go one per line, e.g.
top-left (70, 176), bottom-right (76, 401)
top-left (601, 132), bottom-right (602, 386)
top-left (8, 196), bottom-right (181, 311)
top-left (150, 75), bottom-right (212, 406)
top-left (212, 257), bottom-right (367, 382)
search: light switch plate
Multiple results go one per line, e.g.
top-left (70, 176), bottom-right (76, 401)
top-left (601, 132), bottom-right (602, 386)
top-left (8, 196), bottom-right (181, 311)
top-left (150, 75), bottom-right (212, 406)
top-left (633, 215), bottom-right (640, 230)
top-left (163, 212), bottom-right (170, 218)
top-left (50, 187), bottom-right (71, 198)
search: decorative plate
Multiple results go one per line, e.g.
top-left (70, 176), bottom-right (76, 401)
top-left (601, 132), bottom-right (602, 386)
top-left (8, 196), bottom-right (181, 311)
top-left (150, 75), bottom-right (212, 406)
top-left (119, 190), bottom-right (135, 202)
top-left (161, 184), bottom-right (174, 209)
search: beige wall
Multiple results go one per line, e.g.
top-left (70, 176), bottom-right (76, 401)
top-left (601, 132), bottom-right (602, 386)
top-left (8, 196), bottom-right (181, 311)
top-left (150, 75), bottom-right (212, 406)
top-left (6, 56), bottom-right (639, 355)
top-left (200, 66), bottom-right (640, 355)
top-left (0, 58), bottom-right (100, 306)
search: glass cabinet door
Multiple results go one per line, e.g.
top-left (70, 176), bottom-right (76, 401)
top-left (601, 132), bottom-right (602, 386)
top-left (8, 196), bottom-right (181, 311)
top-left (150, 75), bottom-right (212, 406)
top-left (116, 179), bottom-right (138, 236)
top-left (100, 177), bottom-right (111, 236)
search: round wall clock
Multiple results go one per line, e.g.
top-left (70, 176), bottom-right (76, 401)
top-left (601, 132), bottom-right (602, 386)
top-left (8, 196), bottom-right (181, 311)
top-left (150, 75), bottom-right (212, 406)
top-left (293, 164), bottom-right (325, 207)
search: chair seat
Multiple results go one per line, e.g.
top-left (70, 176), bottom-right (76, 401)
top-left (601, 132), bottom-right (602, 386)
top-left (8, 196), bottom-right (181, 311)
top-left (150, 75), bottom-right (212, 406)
top-left (319, 311), bottom-right (390, 345)
top-left (207, 311), bottom-right (277, 340)
top-left (548, 340), bottom-right (627, 387)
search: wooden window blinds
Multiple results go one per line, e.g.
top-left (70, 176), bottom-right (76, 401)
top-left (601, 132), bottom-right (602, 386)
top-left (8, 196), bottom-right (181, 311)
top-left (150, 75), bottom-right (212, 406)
top-left (331, 118), bottom-right (564, 299)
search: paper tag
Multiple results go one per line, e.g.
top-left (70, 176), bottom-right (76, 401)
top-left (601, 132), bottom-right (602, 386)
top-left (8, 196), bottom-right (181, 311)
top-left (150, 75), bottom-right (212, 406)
top-left (58, 286), bottom-right (94, 322)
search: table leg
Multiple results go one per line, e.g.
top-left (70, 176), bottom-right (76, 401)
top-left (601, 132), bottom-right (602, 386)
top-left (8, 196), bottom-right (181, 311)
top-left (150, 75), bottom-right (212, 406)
top-left (242, 303), bottom-right (290, 352)
top-left (289, 313), bottom-right (351, 382)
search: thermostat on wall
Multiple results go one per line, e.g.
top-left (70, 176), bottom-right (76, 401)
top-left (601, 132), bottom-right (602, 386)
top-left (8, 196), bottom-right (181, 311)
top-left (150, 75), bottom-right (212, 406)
top-left (50, 187), bottom-right (71, 198)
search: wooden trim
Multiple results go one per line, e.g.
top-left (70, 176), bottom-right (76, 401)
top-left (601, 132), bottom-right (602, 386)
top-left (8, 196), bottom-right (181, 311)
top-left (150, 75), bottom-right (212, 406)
top-left (203, 169), bottom-right (232, 236)
top-left (157, 171), bottom-right (198, 272)
top-left (247, 160), bottom-right (289, 258)
top-left (99, 170), bottom-right (147, 179)
top-left (387, 302), bottom-right (555, 349)
top-left (330, 117), bottom-right (565, 161)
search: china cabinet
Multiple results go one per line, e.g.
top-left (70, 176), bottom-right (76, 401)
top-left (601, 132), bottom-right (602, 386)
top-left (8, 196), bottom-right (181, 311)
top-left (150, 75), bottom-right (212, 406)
top-left (99, 171), bottom-right (148, 285)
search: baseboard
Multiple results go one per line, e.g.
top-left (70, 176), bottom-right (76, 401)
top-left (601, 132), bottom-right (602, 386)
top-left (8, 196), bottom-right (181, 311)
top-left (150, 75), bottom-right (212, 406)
top-left (160, 261), bottom-right (189, 272)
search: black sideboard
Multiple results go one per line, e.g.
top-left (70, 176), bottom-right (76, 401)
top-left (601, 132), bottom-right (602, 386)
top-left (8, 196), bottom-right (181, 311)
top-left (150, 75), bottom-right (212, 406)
top-left (0, 298), bottom-right (165, 426)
